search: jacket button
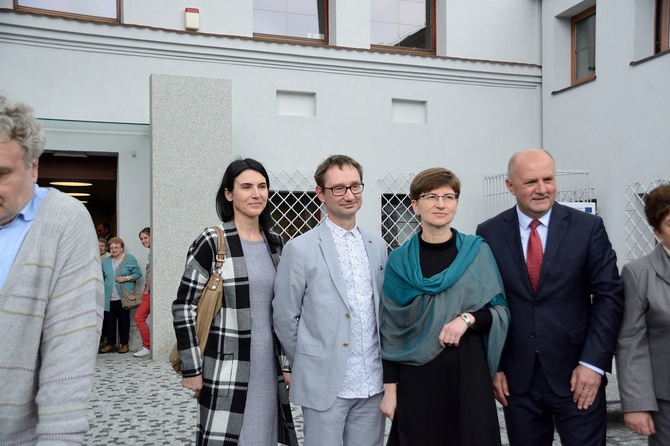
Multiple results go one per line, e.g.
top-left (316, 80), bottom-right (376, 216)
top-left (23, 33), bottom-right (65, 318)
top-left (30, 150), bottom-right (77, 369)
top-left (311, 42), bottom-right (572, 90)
top-left (343, 342), bottom-right (349, 347)
top-left (530, 332), bottom-right (536, 338)
top-left (344, 313), bottom-right (350, 318)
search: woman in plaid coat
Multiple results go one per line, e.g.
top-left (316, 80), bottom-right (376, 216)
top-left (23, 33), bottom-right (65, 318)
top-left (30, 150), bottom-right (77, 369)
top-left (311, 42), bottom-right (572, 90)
top-left (173, 158), bottom-right (298, 446)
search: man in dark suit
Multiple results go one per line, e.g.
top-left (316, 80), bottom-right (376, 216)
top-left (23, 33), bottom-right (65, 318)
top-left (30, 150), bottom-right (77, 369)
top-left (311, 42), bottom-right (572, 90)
top-left (476, 148), bottom-right (624, 446)
top-left (96, 222), bottom-right (113, 243)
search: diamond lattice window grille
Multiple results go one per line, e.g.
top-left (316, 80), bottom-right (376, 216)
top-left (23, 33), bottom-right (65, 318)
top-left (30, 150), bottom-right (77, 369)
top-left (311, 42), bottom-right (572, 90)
top-left (483, 170), bottom-right (593, 218)
top-left (624, 179), bottom-right (668, 261)
top-left (379, 173), bottom-right (419, 252)
top-left (269, 170), bottom-right (322, 242)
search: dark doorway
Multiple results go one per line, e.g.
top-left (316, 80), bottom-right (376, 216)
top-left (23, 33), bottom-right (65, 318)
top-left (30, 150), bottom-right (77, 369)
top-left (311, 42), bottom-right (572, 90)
top-left (37, 152), bottom-right (118, 235)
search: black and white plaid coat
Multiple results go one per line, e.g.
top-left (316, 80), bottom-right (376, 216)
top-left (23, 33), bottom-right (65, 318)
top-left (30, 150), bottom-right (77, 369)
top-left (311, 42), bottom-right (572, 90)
top-left (173, 221), bottom-right (298, 446)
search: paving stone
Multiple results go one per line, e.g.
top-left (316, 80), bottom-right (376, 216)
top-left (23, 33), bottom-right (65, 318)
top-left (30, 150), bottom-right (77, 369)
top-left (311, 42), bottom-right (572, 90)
top-left (86, 355), bottom-right (649, 445)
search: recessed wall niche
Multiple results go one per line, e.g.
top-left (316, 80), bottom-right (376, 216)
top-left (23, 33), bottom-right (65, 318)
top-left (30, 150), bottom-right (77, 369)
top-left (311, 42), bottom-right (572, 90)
top-left (276, 90), bottom-right (317, 117)
top-left (392, 98), bottom-right (427, 124)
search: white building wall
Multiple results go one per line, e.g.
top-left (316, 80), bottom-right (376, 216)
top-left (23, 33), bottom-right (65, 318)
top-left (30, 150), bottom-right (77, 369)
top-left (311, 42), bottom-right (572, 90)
top-left (0, 9), bottom-right (542, 235)
top-left (442, 0), bottom-right (542, 63)
top-left (541, 0), bottom-right (670, 267)
top-left (0, 3), bottom-right (542, 358)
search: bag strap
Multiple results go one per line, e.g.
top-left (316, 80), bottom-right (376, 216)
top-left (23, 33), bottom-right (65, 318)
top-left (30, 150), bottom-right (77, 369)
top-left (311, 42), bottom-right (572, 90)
top-left (115, 254), bottom-right (127, 278)
top-left (212, 226), bottom-right (226, 273)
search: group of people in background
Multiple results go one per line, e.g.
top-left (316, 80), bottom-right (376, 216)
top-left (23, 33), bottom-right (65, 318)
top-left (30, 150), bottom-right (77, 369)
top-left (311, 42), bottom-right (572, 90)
top-left (1, 91), bottom-right (668, 446)
top-left (97, 227), bottom-right (152, 357)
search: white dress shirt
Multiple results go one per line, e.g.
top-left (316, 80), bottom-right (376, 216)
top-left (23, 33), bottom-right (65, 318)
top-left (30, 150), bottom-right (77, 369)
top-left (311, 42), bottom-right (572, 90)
top-left (325, 217), bottom-right (383, 399)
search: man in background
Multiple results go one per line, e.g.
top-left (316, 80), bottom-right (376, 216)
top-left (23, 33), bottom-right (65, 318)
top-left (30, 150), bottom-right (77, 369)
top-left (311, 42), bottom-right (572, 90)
top-left (96, 221), bottom-right (113, 243)
top-left (0, 94), bottom-right (104, 444)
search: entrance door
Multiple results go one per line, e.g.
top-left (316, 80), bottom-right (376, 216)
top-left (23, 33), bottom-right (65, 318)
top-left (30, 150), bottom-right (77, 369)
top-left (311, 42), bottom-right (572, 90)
top-left (37, 152), bottom-right (118, 235)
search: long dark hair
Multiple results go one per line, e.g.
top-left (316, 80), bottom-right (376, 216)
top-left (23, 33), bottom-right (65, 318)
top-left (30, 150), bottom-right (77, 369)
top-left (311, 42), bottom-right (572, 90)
top-left (215, 158), bottom-right (280, 247)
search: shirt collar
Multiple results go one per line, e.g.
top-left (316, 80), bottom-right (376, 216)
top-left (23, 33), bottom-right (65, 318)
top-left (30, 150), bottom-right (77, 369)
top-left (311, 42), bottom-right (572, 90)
top-left (324, 216), bottom-right (358, 238)
top-left (516, 205), bottom-right (552, 230)
top-left (0, 184), bottom-right (43, 229)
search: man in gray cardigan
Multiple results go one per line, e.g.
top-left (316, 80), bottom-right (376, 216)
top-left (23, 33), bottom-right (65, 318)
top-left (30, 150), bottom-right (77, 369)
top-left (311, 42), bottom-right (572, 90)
top-left (0, 95), bottom-right (104, 444)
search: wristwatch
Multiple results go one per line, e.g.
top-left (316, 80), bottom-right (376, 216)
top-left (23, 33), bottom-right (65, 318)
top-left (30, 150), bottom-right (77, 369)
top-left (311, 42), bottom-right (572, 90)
top-left (459, 313), bottom-right (472, 328)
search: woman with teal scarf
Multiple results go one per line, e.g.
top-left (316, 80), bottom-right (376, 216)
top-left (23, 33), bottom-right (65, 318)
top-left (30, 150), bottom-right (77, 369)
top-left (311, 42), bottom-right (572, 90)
top-left (380, 168), bottom-right (509, 445)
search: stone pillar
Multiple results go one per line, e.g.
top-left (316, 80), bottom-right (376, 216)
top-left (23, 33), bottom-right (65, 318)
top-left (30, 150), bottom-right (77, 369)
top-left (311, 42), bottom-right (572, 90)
top-left (150, 74), bottom-right (232, 361)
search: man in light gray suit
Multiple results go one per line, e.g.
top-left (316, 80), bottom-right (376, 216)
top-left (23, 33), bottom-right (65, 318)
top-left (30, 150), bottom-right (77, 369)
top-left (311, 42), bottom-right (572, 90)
top-left (273, 155), bottom-right (387, 446)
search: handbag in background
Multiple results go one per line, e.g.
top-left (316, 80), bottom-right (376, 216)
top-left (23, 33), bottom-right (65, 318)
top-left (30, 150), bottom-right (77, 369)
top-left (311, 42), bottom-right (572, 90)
top-left (121, 281), bottom-right (142, 310)
top-left (117, 255), bottom-right (142, 310)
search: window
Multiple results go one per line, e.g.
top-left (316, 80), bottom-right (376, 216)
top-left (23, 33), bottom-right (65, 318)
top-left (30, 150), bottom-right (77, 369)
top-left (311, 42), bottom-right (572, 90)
top-left (254, 0), bottom-right (327, 41)
top-left (656, 0), bottom-right (670, 53)
top-left (381, 193), bottom-right (420, 252)
top-left (269, 191), bottom-right (321, 241)
top-left (571, 7), bottom-right (596, 85)
top-left (371, 0), bottom-right (434, 51)
top-left (14, 0), bottom-right (119, 21)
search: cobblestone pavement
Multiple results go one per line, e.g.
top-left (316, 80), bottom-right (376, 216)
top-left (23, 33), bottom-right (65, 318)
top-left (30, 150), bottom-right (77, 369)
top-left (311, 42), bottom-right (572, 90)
top-left (86, 354), bottom-right (647, 445)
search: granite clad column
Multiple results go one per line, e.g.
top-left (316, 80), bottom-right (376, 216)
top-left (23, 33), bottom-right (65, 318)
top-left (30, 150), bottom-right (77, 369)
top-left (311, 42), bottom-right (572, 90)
top-left (150, 75), bottom-right (232, 361)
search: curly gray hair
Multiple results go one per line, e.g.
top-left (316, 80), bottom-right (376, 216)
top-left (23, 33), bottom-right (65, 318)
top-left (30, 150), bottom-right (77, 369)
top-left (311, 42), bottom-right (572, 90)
top-left (0, 95), bottom-right (46, 167)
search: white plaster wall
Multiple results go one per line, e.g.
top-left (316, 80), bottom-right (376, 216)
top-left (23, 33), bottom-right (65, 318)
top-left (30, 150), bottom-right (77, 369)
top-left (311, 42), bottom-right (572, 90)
top-left (541, 0), bottom-right (670, 268)
top-left (0, 9), bottom-right (541, 359)
top-left (442, 0), bottom-right (542, 64)
top-left (330, 0), bottom-right (370, 48)
top-left (123, 0), bottom-right (250, 36)
top-left (0, 12), bottom-right (541, 235)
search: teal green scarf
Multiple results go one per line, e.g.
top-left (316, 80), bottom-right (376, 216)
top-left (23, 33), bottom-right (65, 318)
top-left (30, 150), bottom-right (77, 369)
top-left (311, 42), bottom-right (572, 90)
top-left (380, 230), bottom-right (509, 379)
top-left (383, 230), bottom-right (482, 304)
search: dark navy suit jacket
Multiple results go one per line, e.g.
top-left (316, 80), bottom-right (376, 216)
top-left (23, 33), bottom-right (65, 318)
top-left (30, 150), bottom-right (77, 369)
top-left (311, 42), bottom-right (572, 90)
top-left (476, 203), bottom-right (623, 397)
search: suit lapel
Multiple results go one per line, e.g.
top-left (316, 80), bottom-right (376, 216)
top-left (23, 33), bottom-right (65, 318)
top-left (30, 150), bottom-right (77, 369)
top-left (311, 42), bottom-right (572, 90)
top-left (651, 243), bottom-right (670, 286)
top-left (539, 203), bottom-right (569, 292)
top-left (502, 209), bottom-right (533, 293)
top-left (360, 227), bottom-right (382, 324)
top-left (318, 224), bottom-right (351, 310)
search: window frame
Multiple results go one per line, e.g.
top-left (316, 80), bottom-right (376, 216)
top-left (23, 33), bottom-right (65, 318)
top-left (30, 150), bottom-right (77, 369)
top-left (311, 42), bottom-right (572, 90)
top-left (656, 0), bottom-right (670, 53)
top-left (252, 0), bottom-right (328, 45)
top-left (571, 6), bottom-right (596, 86)
top-left (370, 0), bottom-right (436, 55)
top-left (14, 0), bottom-right (120, 23)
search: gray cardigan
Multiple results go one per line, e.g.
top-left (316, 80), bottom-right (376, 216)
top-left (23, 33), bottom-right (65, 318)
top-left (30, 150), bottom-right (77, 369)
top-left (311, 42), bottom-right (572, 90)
top-left (617, 243), bottom-right (670, 413)
top-left (0, 189), bottom-right (104, 445)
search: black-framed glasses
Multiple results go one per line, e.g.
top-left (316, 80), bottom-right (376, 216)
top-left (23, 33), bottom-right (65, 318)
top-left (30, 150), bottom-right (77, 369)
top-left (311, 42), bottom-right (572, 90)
top-left (323, 183), bottom-right (365, 196)
top-left (418, 193), bottom-right (459, 203)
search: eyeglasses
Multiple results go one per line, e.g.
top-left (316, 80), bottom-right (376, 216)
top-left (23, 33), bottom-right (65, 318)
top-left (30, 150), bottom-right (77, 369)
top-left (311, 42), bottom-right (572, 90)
top-left (417, 193), bottom-right (459, 203)
top-left (322, 183), bottom-right (365, 196)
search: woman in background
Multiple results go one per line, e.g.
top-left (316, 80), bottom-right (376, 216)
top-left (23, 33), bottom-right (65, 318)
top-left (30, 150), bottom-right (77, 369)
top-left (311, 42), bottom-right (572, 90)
top-left (99, 237), bottom-right (111, 348)
top-left (100, 237), bottom-right (141, 354)
top-left (99, 238), bottom-right (111, 261)
top-left (134, 227), bottom-right (152, 357)
top-left (380, 167), bottom-right (509, 445)
top-left (173, 158), bottom-right (297, 445)
top-left (617, 183), bottom-right (670, 445)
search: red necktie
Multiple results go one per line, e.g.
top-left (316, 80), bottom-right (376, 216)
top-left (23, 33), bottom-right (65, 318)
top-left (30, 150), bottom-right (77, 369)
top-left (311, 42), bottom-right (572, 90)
top-left (526, 219), bottom-right (543, 292)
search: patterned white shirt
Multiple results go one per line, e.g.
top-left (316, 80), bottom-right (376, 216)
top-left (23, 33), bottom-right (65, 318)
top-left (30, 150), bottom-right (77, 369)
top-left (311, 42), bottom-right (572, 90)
top-left (325, 217), bottom-right (384, 399)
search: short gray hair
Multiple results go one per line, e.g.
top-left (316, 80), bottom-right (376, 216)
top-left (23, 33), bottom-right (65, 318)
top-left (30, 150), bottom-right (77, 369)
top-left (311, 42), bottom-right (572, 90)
top-left (0, 95), bottom-right (46, 167)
